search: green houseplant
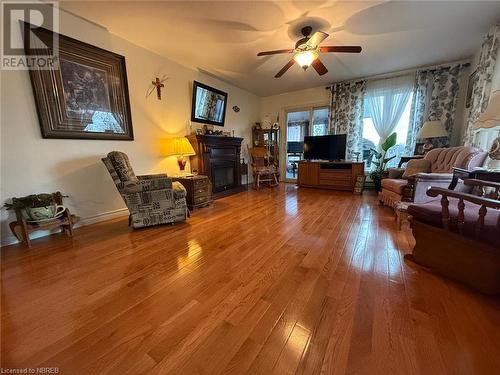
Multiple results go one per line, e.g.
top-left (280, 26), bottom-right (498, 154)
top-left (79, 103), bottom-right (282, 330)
top-left (369, 132), bottom-right (398, 191)
top-left (4, 193), bottom-right (66, 220)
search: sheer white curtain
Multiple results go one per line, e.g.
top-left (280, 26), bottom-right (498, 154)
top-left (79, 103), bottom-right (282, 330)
top-left (365, 75), bottom-right (414, 143)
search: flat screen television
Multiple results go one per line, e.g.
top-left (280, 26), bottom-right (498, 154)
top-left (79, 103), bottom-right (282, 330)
top-left (191, 81), bottom-right (227, 126)
top-left (303, 134), bottom-right (347, 161)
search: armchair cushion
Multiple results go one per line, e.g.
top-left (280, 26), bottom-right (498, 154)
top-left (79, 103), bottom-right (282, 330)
top-left (402, 159), bottom-right (431, 178)
top-left (381, 178), bottom-right (408, 194)
top-left (408, 199), bottom-right (500, 248)
top-left (107, 151), bottom-right (138, 182)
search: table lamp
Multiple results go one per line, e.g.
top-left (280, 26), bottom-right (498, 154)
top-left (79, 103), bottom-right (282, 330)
top-left (417, 120), bottom-right (447, 152)
top-left (164, 137), bottom-right (196, 174)
top-left (473, 90), bottom-right (500, 169)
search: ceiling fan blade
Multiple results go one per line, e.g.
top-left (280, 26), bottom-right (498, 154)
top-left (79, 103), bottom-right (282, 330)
top-left (311, 58), bottom-right (328, 76)
top-left (319, 46), bottom-right (362, 53)
top-left (305, 31), bottom-right (329, 48)
top-left (275, 59), bottom-right (295, 78)
top-left (257, 49), bottom-right (294, 56)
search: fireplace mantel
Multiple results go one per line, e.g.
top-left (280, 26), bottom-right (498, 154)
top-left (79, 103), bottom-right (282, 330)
top-left (186, 135), bottom-right (244, 197)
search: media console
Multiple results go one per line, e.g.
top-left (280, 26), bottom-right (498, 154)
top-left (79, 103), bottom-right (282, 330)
top-left (297, 160), bottom-right (365, 191)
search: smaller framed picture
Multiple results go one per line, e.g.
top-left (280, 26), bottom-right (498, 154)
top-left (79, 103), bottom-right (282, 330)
top-left (353, 175), bottom-right (366, 195)
top-left (195, 128), bottom-right (204, 135)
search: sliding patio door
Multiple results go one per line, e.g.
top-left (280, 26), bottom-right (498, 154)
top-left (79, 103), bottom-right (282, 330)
top-left (283, 106), bottom-right (329, 182)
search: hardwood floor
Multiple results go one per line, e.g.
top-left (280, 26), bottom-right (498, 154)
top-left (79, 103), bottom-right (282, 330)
top-left (2, 184), bottom-right (499, 374)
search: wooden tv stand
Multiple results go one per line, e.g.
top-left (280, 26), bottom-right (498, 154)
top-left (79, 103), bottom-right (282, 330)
top-left (297, 160), bottom-right (365, 191)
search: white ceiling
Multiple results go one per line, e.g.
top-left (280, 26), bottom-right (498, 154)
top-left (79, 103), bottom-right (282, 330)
top-left (60, 1), bottom-right (500, 96)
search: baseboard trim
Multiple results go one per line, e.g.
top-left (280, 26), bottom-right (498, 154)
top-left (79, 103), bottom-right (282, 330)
top-left (1, 207), bottom-right (129, 247)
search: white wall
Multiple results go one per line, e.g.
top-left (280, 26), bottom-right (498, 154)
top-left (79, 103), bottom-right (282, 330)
top-left (260, 86), bottom-right (330, 122)
top-left (0, 6), bottom-right (260, 245)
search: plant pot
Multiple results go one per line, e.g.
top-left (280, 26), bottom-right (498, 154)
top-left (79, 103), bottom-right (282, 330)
top-left (373, 177), bottom-right (382, 192)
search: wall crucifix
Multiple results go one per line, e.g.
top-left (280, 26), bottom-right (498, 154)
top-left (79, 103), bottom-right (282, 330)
top-left (146, 76), bottom-right (168, 100)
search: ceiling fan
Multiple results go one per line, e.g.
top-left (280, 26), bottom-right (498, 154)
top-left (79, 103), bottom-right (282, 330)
top-left (257, 26), bottom-right (362, 78)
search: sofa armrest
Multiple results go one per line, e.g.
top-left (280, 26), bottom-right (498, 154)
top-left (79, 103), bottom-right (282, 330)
top-left (413, 173), bottom-right (453, 182)
top-left (426, 187), bottom-right (500, 236)
top-left (427, 187), bottom-right (500, 208)
top-left (404, 173), bottom-right (454, 204)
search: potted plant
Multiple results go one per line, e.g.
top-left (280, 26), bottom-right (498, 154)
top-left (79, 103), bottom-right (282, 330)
top-left (369, 132), bottom-right (398, 192)
top-left (4, 193), bottom-right (65, 221)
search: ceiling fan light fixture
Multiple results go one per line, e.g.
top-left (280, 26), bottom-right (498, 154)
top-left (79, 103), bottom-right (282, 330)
top-left (293, 50), bottom-right (318, 70)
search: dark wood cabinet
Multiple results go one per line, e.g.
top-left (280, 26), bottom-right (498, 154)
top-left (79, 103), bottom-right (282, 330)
top-left (186, 135), bottom-right (244, 197)
top-left (172, 175), bottom-right (212, 209)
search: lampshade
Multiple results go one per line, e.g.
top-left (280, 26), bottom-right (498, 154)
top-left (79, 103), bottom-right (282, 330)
top-left (163, 137), bottom-right (195, 157)
top-left (473, 90), bottom-right (500, 130)
top-left (417, 121), bottom-right (448, 139)
top-left (293, 50), bottom-right (318, 69)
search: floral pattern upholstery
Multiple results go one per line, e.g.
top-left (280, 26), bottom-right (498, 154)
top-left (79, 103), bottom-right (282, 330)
top-left (102, 151), bottom-right (188, 228)
top-left (406, 64), bottom-right (466, 154)
top-left (464, 21), bottom-right (500, 145)
top-left (329, 80), bottom-right (366, 160)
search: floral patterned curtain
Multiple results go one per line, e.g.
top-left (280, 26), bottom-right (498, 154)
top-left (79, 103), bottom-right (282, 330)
top-left (406, 64), bottom-right (465, 153)
top-left (463, 21), bottom-right (500, 145)
top-left (329, 80), bottom-right (366, 160)
top-left (405, 70), bottom-right (431, 154)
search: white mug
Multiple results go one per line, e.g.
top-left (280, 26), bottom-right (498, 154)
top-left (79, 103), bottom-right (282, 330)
top-left (25, 204), bottom-right (66, 221)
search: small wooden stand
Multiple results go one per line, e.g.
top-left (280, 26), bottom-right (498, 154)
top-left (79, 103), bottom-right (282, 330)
top-left (8, 192), bottom-right (79, 248)
top-left (172, 175), bottom-right (213, 210)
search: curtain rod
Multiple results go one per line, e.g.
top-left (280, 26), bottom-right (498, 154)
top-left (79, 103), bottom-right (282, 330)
top-left (325, 61), bottom-right (471, 90)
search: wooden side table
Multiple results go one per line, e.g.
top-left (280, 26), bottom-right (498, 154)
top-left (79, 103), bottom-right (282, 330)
top-left (172, 175), bottom-right (213, 210)
top-left (449, 167), bottom-right (500, 190)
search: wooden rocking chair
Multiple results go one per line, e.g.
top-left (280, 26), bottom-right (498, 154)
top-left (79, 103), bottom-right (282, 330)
top-left (248, 146), bottom-right (279, 189)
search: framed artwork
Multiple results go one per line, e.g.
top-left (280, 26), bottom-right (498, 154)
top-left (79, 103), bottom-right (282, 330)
top-left (24, 23), bottom-right (134, 140)
top-left (466, 70), bottom-right (477, 109)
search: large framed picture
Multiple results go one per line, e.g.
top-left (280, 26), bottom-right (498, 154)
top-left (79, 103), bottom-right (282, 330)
top-left (24, 23), bottom-right (134, 140)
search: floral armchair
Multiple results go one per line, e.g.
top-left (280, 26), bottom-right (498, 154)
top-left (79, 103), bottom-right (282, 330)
top-left (102, 151), bottom-right (188, 228)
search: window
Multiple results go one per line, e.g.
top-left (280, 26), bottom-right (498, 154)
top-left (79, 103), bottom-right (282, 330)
top-left (311, 107), bottom-right (329, 136)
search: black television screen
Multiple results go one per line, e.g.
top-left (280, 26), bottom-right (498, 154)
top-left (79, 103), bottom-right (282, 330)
top-left (303, 134), bottom-right (347, 160)
top-left (191, 81), bottom-right (227, 126)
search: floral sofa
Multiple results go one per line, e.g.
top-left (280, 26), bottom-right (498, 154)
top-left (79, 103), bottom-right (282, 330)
top-left (379, 146), bottom-right (487, 207)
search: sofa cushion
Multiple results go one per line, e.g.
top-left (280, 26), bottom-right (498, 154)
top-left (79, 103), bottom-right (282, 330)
top-left (408, 198), bottom-right (500, 248)
top-left (381, 178), bottom-right (408, 194)
top-left (402, 159), bottom-right (431, 178)
top-left (424, 146), bottom-right (487, 173)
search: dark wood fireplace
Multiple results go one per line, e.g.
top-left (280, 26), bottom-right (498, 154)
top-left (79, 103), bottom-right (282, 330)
top-left (187, 135), bottom-right (244, 197)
